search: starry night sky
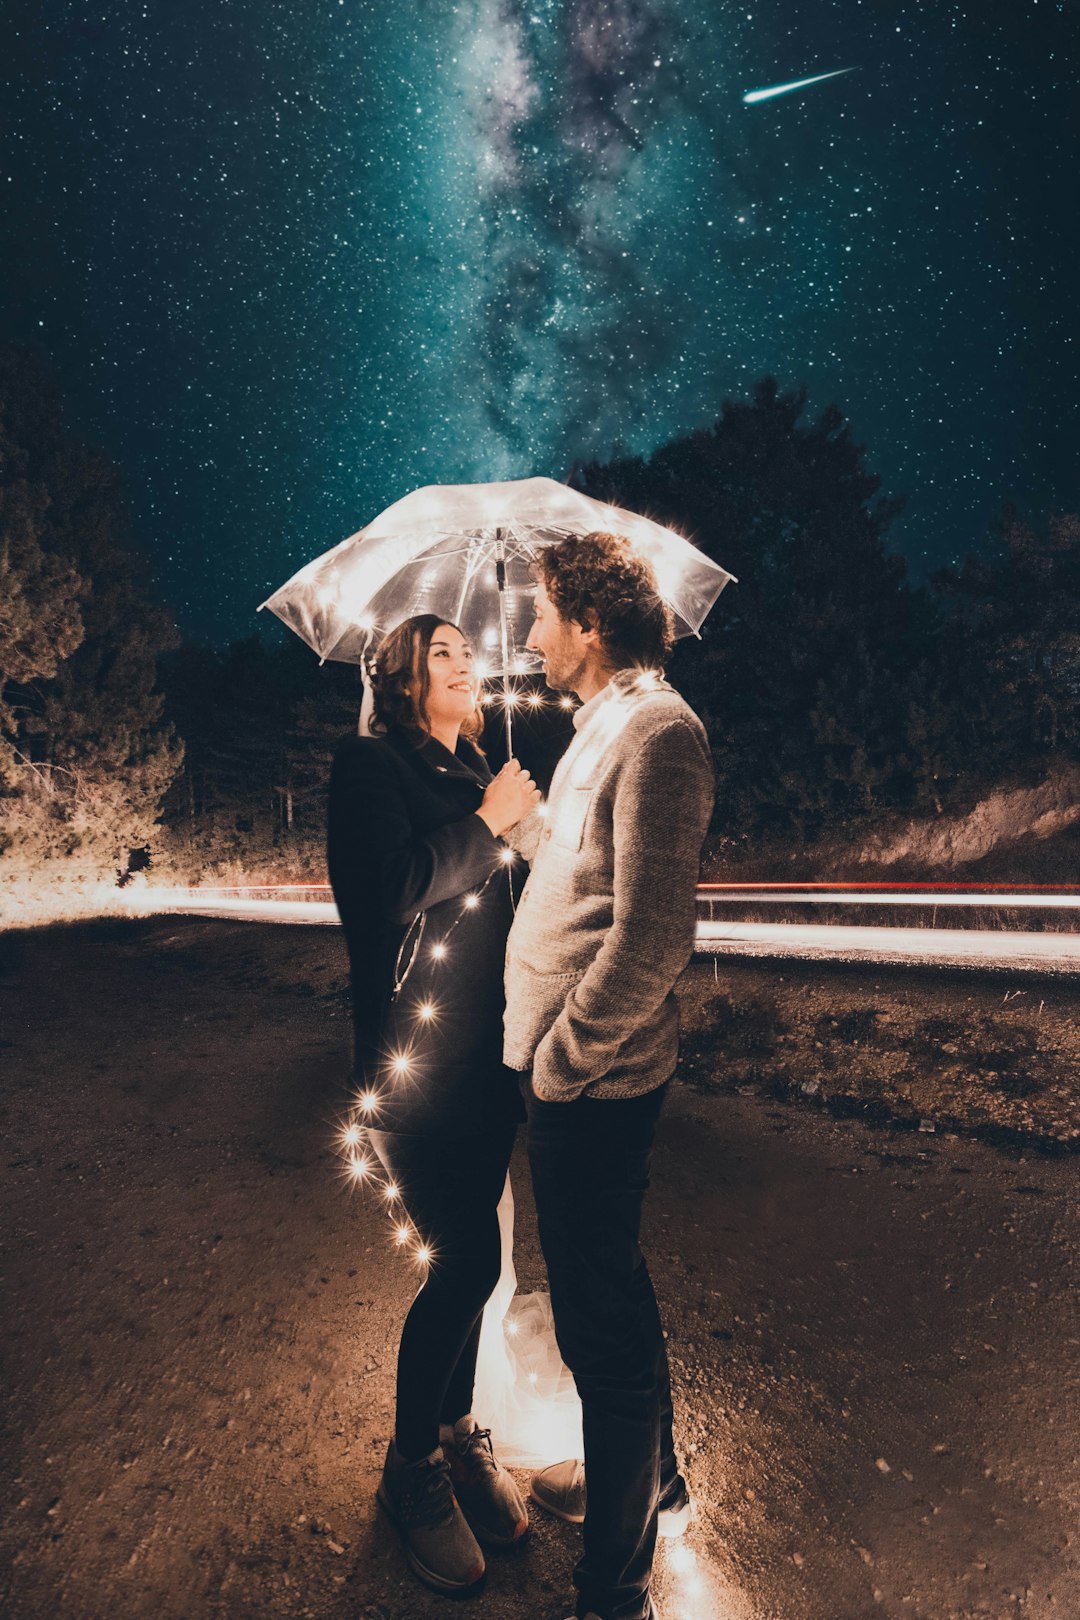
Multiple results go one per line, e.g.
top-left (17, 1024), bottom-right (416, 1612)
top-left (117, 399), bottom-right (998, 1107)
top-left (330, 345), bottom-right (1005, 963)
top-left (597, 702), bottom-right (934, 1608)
top-left (3, 1), bottom-right (1077, 643)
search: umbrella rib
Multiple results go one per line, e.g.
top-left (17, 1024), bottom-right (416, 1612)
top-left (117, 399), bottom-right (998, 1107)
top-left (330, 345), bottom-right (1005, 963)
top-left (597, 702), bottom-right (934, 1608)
top-left (453, 546), bottom-right (483, 628)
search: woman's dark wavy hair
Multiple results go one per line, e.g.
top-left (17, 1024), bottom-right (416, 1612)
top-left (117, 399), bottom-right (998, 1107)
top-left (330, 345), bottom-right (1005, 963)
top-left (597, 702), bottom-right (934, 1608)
top-left (368, 614), bottom-right (485, 746)
top-left (535, 531), bottom-right (675, 669)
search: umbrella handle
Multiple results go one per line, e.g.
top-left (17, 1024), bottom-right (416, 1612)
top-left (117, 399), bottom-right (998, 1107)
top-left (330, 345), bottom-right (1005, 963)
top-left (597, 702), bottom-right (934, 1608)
top-left (495, 533), bottom-right (513, 758)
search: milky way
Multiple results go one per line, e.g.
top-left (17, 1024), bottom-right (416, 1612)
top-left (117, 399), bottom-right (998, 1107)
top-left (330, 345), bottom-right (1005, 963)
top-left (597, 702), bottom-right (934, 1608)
top-left (2, 0), bottom-right (1077, 639)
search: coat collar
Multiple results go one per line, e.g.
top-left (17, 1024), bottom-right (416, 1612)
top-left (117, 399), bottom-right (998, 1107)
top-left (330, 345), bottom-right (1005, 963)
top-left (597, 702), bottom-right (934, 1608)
top-left (386, 725), bottom-right (491, 785)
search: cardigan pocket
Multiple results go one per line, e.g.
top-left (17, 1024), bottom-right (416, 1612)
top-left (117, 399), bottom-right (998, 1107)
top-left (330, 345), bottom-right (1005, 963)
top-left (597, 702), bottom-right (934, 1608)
top-left (549, 785), bottom-right (593, 852)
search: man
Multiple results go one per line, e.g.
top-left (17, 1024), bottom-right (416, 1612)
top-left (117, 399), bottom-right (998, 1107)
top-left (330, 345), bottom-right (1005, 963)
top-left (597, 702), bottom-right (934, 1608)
top-left (504, 531), bottom-right (715, 1620)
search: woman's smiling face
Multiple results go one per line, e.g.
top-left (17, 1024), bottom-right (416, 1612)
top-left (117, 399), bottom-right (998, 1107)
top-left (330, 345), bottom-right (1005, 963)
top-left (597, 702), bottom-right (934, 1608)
top-left (418, 623), bottom-right (480, 731)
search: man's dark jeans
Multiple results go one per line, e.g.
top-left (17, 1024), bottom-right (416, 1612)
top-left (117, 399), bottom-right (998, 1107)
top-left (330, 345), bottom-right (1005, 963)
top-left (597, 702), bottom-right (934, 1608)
top-left (524, 1076), bottom-right (675, 1620)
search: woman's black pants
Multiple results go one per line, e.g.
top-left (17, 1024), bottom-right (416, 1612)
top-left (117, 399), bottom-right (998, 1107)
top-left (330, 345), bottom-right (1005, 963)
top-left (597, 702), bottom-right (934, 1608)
top-left (367, 1121), bottom-right (518, 1461)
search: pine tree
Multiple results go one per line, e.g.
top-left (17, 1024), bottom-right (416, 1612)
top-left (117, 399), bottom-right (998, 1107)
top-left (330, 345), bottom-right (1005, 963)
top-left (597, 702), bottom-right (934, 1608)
top-left (572, 379), bottom-right (928, 850)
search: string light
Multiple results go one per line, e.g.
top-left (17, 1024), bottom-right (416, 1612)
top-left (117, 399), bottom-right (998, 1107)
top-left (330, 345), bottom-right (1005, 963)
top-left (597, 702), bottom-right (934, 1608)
top-left (335, 670), bottom-right (683, 1344)
top-left (335, 780), bottom-right (531, 1277)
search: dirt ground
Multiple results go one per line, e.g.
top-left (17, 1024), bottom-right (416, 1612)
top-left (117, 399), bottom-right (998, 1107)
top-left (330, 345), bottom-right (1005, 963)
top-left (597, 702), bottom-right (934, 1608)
top-left (1, 918), bottom-right (1078, 1620)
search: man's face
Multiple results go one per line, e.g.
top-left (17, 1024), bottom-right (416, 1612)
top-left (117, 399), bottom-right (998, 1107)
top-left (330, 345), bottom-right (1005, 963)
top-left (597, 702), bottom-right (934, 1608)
top-left (526, 579), bottom-right (590, 694)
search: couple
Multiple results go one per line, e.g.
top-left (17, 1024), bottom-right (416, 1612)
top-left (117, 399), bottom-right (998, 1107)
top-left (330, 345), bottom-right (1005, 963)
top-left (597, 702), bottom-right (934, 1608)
top-left (327, 530), bottom-right (714, 1620)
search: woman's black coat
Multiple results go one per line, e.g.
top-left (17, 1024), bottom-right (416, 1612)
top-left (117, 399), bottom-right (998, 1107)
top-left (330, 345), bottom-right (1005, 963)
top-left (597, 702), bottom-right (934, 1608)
top-left (327, 724), bottom-right (524, 1136)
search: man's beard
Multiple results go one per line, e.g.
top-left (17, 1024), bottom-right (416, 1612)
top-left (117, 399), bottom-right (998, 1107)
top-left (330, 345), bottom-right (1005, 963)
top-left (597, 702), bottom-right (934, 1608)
top-left (543, 651), bottom-right (587, 695)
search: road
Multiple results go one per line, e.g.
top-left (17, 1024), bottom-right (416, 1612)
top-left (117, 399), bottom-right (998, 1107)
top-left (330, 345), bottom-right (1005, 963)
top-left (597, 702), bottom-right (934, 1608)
top-left (1, 915), bottom-right (1077, 1620)
top-left (135, 885), bottom-right (1080, 972)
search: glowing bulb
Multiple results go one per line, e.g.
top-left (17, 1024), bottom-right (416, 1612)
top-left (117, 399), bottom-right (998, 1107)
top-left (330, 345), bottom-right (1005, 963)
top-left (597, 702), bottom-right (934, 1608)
top-left (526, 692), bottom-right (543, 709)
top-left (390, 1053), bottom-right (411, 1076)
top-left (416, 1245), bottom-right (432, 1265)
top-left (395, 1224), bottom-right (410, 1245)
top-left (417, 1000), bottom-right (436, 1020)
top-left (431, 942), bottom-right (447, 961)
top-left (463, 893), bottom-right (479, 910)
top-left (499, 848), bottom-right (515, 865)
top-left (559, 695), bottom-right (575, 710)
top-left (359, 1091), bottom-right (378, 1114)
top-left (349, 1155), bottom-right (369, 1180)
top-left (536, 801), bottom-right (548, 818)
top-left (342, 1122), bottom-right (362, 1147)
top-left (480, 693), bottom-right (494, 707)
top-left (503, 690), bottom-right (520, 708)
top-left (505, 1319), bottom-right (519, 1337)
top-left (528, 1371), bottom-right (539, 1385)
top-left (384, 1182), bottom-right (399, 1201)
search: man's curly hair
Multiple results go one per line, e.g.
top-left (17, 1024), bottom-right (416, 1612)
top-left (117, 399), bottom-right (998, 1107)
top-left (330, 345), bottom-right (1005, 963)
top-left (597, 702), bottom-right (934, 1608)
top-left (536, 531), bottom-right (675, 669)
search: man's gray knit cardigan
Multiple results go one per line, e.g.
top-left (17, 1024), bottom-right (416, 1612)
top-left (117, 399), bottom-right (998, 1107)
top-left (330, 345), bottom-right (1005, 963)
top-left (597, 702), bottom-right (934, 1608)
top-left (503, 666), bottom-right (715, 1103)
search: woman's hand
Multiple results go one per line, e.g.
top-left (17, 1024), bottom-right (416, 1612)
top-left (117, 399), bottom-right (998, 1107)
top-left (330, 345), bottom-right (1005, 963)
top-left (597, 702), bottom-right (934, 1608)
top-left (476, 759), bottom-right (542, 838)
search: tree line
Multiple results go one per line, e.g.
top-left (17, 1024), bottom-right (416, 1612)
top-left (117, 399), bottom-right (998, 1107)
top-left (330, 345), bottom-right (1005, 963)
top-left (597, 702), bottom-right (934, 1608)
top-left (3, 349), bottom-right (1079, 908)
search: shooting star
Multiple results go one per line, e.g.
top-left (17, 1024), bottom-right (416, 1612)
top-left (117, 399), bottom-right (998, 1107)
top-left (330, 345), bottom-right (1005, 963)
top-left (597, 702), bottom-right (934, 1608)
top-left (743, 67), bottom-right (857, 106)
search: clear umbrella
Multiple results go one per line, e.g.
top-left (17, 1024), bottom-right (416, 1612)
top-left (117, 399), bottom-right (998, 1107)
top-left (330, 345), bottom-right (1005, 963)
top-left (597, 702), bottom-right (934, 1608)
top-left (259, 475), bottom-right (735, 747)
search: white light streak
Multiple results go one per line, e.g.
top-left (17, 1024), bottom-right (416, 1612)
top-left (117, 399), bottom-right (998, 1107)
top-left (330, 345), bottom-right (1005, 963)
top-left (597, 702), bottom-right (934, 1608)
top-left (743, 66), bottom-right (857, 105)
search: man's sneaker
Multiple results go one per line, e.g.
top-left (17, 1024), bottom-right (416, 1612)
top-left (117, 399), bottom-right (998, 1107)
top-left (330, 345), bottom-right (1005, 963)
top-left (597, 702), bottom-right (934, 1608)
top-left (531, 1457), bottom-right (586, 1523)
top-left (657, 1472), bottom-right (693, 1538)
top-left (442, 1414), bottom-right (529, 1547)
top-left (532, 1457), bottom-right (692, 1538)
top-left (376, 1440), bottom-right (486, 1593)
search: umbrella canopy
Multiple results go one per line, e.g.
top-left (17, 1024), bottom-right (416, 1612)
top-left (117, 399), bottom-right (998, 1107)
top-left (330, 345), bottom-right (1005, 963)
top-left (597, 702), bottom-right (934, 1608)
top-left (259, 477), bottom-right (734, 676)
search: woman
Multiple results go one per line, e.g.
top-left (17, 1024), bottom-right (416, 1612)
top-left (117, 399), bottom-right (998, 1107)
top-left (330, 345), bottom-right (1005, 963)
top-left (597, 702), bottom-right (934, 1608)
top-left (327, 614), bottom-right (540, 1596)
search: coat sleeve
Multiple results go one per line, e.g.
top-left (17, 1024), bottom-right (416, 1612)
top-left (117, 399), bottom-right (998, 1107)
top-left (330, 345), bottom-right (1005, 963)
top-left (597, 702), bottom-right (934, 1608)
top-left (530, 720), bottom-right (714, 1101)
top-left (329, 741), bottom-right (504, 925)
